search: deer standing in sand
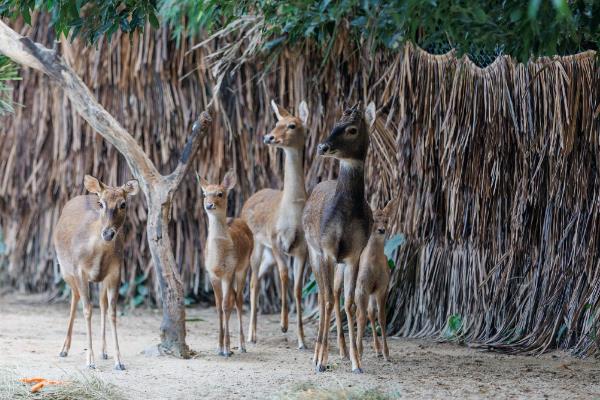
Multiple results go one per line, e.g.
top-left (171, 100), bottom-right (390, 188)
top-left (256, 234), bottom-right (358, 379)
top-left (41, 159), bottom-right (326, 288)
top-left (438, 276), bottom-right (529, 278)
top-left (355, 201), bottom-right (395, 361)
top-left (54, 175), bottom-right (139, 370)
top-left (200, 171), bottom-right (253, 356)
top-left (302, 102), bottom-right (376, 373)
top-left (241, 101), bottom-right (310, 349)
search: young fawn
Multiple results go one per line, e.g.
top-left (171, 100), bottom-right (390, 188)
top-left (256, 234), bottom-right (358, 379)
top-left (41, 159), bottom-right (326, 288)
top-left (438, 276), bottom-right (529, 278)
top-left (241, 101), bottom-right (310, 348)
top-left (303, 102), bottom-right (376, 373)
top-left (200, 171), bottom-right (253, 356)
top-left (54, 175), bottom-right (139, 370)
top-left (355, 201), bottom-right (396, 361)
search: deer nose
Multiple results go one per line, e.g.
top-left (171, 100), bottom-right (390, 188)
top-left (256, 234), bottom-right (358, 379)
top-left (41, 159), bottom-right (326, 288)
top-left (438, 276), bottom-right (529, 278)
top-left (205, 203), bottom-right (216, 210)
top-left (377, 228), bottom-right (385, 234)
top-left (317, 143), bottom-right (330, 155)
top-left (263, 134), bottom-right (275, 144)
top-left (102, 228), bottom-right (116, 241)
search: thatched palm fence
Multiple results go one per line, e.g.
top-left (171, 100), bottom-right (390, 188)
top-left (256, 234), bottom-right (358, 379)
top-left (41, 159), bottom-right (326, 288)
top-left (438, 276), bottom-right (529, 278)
top-left (1, 17), bottom-right (599, 356)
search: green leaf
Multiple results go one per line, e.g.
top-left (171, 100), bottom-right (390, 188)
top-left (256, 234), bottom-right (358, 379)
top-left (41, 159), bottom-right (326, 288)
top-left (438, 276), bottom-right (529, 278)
top-left (302, 274), bottom-right (317, 298)
top-left (387, 259), bottom-right (395, 270)
top-left (384, 234), bottom-right (404, 260)
top-left (118, 282), bottom-right (129, 297)
top-left (149, 11), bottom-right (159, 29)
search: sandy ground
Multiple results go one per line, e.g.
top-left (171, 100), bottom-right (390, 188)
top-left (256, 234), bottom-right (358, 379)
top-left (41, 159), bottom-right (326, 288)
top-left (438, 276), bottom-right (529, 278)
top-left (0, 294), bottom-right (598, 400)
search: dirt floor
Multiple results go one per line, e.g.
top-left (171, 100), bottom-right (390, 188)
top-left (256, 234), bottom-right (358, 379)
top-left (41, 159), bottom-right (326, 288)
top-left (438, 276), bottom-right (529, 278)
top-left (0, 294), bottom-right (598, 400)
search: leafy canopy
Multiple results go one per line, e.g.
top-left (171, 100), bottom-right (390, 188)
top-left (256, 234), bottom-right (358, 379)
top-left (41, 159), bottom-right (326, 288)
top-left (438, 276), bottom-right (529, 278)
top-left (0, 0), bottom-right (160, 44)
top-left (159, 0), bottom-right (600, 62)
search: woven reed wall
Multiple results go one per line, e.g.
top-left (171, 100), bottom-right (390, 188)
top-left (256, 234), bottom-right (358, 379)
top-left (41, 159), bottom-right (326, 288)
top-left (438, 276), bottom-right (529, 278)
top-left (1, 16), bottom-right (599, 355)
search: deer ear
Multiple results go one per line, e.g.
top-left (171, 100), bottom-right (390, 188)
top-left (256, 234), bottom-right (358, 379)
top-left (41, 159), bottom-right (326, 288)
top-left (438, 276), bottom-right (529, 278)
top-left (271, 100), bottom-right (291, 121)
top-left (298, 101), bottom-right (309, 126)
top-left (123, 180), bottom-right (139, 197)
top-left (365, 102), bottom-right (376, 129)
top-left (84, 175), bottom-right (104, 195)
top-left (196, 172), bottom-right (210, 192)
top-left (221, 170), bottom-right (237, 191)
top-left (383, 198), bottom-right (397, 216)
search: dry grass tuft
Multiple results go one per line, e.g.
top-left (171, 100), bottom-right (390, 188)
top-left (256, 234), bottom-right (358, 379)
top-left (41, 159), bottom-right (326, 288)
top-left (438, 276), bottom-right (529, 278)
top-left (279, 383), bottom-right (393, 400)
top-left (0, 368), bottom-right (125, 400)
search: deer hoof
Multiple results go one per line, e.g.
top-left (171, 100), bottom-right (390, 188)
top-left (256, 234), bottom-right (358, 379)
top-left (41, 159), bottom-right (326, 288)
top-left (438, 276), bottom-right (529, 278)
top-left (114, 363), bottom-right (126, 371)
top-left (220, 351), bottom-right (233, 357)
top-left (249, 339), bottom-right (257, 344)
top-left (281, 326), bottom-right (288, 333)
top-left (87, 363), bottom-right (96, 370)
top-left (352, 367), bottom-right (364, 374)
top-left (101, 352), bottom-right (109, 360)
top-left (59, 351), bottom-right (68, 358)
top-left (240, 348), bottom-right (247, 353)
top-left (298, 343), bottom-right (307, 350)
top-left (316, 364), bottom-right (326, 373)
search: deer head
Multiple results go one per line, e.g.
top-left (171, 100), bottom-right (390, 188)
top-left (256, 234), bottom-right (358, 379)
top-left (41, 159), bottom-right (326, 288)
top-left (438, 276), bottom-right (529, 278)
top-left (263, 100), bottom-right (309, 149)
top-left (317, 102), bottom-right (376, 161)
top-left (371, 199), bottom-right (397, 238)
top-left (199, 170), bottom-right (237, 217)
top-left (84, 175), bottom-right (139, 242)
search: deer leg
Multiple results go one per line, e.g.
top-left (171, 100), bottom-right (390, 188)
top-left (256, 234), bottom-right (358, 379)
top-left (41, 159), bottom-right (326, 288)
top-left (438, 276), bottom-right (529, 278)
top-left (221, 278), bottom-right (235, 357)
top-left (106, 273), bottom-right (125, 370)
top-left (235, 268), bottom-right (248, 353)
top-left (211, 277), bottom-right (225, 355)
top-left (368, 296), bottom-right (380, 357)
top-left (99, 283), bottom-right (108, 360)
top-left (272, 247), bottom-right (289, 333)
top-left (248, 244), bottom-right (263, 344)
top-left (316, 258), bottom-right (334, 372)
top-left (293, 249), bottom-right (307, 349)
top-left (355, 287), bottom-right (368, 359)
top-left (59, 279), bottom-right (79, 358)
top-left (344, 261), bottom-right (362, 373)
top-left (308, 248), bottom-right (323, 365)
top-left (78, 277), bottom-right (95, 369)
top-left (333, 266), bottom-right (347, 359)
top-left (376, 291), bottom-right (389, 361)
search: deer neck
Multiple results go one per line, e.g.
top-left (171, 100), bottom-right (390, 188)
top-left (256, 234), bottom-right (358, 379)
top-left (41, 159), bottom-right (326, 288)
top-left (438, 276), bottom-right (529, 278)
top-left (335, 159), bottom-right (366, 202)
top-left (206, 213), bottom-right (230, 242)
top-left (280, 147), bottom-right (306, 208)
top-left (367, 234), bottom-right (385, 254)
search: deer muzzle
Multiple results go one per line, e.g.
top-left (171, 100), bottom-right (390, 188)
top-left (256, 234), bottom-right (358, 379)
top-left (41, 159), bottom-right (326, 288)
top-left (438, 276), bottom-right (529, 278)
top-left (101, 227), bottom-right (116, 242)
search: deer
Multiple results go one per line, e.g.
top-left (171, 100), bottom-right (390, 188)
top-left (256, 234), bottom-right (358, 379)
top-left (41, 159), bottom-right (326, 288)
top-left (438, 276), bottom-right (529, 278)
top-left (355, 200), bottom-right (395, 361)
top-left (200, 170), bottom-right (253, 356)
top-left (54, 175), bottom-right (139, 370)
top-left (302, 102), bottom-right (376, 373)
top-left (241, 100), bottom-right (310, 349)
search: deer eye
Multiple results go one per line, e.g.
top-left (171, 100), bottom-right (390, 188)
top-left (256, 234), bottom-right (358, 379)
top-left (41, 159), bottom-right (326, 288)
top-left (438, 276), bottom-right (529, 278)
top-left (288, 123), bottom-right (296, 130)
top-left (120, 202), bottom-right (126, 209)
top-left (217, 192), bottom-right (223, 198)
top-left (346, 126), bottom-right (358, 135)
top-left (98, 201), bottom-right (104, 209)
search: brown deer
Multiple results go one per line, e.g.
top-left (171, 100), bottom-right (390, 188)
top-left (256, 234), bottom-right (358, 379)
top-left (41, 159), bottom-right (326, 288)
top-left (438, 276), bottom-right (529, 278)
top-left (241, 100), bottom-right (310, 349)
top-left (200, 171), bottom-right (253, 356)
top-left (54, 175), bottom-right (139, 370)
top-left (302, 102), bottom-right (376, 373)
top-left (355, 201), bottom-right (395, 361)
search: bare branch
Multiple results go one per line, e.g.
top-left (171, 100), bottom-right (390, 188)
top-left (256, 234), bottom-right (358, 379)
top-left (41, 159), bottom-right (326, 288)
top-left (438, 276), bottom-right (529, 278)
top-left (166, 109), bottom-right (213, 190)
top-left (0, 20), bottom-right (160, 187)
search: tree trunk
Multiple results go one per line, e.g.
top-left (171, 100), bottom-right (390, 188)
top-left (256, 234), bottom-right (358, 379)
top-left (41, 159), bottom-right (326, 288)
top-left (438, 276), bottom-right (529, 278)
top-left (146, 187), bottom-right (189, 358)
top-left (0, 20), bottom-right (213, 358)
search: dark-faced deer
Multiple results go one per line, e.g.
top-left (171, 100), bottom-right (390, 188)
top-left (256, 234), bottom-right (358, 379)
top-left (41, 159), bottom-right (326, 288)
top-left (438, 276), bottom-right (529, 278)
top-left (302, 102), bottom-right (376, 373)
top-left (54, 175), bottom-right (139, 370)
top-left (200, 171), bottom-right (253, 356)
top-left (355, 200), bottom-right (395, 361)
top-left (241, 101), bottom-right (310, 349)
